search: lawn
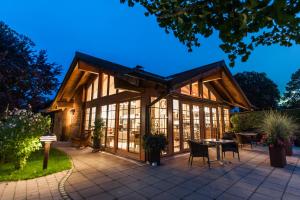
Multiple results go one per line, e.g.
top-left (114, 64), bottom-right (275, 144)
top-left (0, 148), bottom-right (71, 181)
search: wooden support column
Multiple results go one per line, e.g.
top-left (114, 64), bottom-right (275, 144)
top-left (140, 93), bottom-right (150, 161)
top-left (167, 97), bottom-right (173, 155)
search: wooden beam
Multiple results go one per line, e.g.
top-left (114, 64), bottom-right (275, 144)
top-left (202, 71), bottom-right (223, 82)
top-left (215, 80), bottom-right (235, 104)
top-left (77, 60), bottom-right (99, 74)
top-left (56, 101), bottom-right (74, 108)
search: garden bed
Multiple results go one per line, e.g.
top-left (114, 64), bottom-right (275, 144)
top-left (0, 148), bottom-right (71, 181)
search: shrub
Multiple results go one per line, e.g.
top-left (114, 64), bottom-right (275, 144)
top-left (260, 111), bottom-right (298, 147)
top-left (92, 118), bottom-right (105, 151)
top-left (0, 109), bottom-right (50, 169)
top-left (230, 112), bottom-right (263, 132)
top-left (142, 133), bottom-right (168, 152)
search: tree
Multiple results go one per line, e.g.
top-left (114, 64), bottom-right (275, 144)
top-left (0, 21), bottom-right (61, 113)
top-left (234, 71), bottom-right (280, 109)
top-left (282, 68), bottom-right (300, 108)
top-left (121, 0), bottom-right (300, 66)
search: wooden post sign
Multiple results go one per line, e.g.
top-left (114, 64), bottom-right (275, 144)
top-left (40, 135), bottom-right (57, 170)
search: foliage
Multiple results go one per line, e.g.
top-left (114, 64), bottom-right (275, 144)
top-left (230, 112), bottom-right (263, 132)
top-left (121, 0), bottom-right (300, 66)
top-left (282, 68), bottom-right (300, 108)
top-left (234, 71), bottom-right (280, 109)
top-left (0, 109), bottom-right (50, 169)
top-left (142, 133), bottom-right (168, 152)
top-left (0, 148), bottom-right (71, 181)
top-left (260, 111), bottom-right (298, 147)
top-left (0, 21), bottom-right (61, 113)
top-left (92, 118), bottom-right (105, 150)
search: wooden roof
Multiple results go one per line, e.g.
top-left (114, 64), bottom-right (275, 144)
top-left (51, 52), bottom-right (253, 110)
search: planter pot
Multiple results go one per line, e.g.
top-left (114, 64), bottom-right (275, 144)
top-left (147, 149), bottom-right (161, 166)
top-left (269, 146), bottom-right (286, 168)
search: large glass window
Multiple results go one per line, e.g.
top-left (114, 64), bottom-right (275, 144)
top-left (193, 105), bottom-right (201, 140)
top-left (109, 76), bottom-right (116, 95)
top-left (204, 107), bottom-right (211, 138)
top-left (181, 84), bottom-right (190, 95)
top-left (93, 77), bottom-right (98, 99)
top-left (191, 82), bottom-right (199, 97)
top-left (218, 107), bottom-right (223, 138)
top-left (106, 104), bottom-right (116, 148)
top-left (102, 73), bottom-right (108, 97)
top-left (224, 108), bottom-right (230, 132)
top-left (129, 100), bottom-right (141, 153)
top-left (86, 84), bottom-right (92, 101)
top-left (101, 105), bottom-right (108, 146)
top-left (85, 108), bottom-right (90, 130)
top-left (118, 102), bottom-right (128, 150)
top-left (150, 98), bottom-right (167, 135)
top-left (210, 91), bottom-right (216, 101)
top-left (173, 100), bottom-right (180, 152)
top-left (91, 107), bottom-right (97, 129)
top-left (182, 103), bottom-right (191, 149)
top-left (211, 108), bottom-right (217, 139)
top-left (203, 84), bottom-right (209, 99)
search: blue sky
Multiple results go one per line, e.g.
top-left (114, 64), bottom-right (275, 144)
top-left (1, 0), bottom-right (299, 94)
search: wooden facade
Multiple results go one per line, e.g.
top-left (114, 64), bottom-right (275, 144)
top-left (50, 52), bottom-right (252, 161)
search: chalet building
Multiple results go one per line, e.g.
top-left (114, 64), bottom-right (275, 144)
top-left (50, 52), bottom-right (252, 161)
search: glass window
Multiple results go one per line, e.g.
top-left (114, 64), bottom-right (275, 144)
top-left (181, 84), bottom-right (190, 95)
top-left (106, 104), bottom-right (116, 148)
top-left (173, 100), bottom-right (180, 153)
top-left (109, 76), bottom-right (116, 95)
top-left (91, 107), bottom-right (97, 129)
top-left (182, 103), bottom-right (191, 149)
top-left (210, 91), bottom-right (216, 101)
top-left (129, 100), bottom-right (141, 153)
top-left (86, 84), bottom-right (92, 101)
top-left (150, 98), bottom-right (167, 136)
top-left (193, 105), bottom-right (201, 140)
top-left (93, 77), bottom-right (98, 99)
top-left (85, 108), bottom-right (90, 130)
top-left (191, 82), bottom-right (199, 97)
top-left (211, 108), bottom-right (217, 139)
top-left (204, 107), bottom-right (211, 138)
top-left (224, 108), bottom-right (230, 132)
top-left (218, 107), bottom-right (223, 139)
top-left (101, 105), bottom-right (108, 146)
top-left (203, 84), bottom-right (209, 99)
top-left (118, 102), bottom-right (128, 150)
top-left (102, 73), bottom-right (108, 97)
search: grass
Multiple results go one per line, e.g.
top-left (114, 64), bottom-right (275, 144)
top-left (0, 148), bottom-right (71, 181)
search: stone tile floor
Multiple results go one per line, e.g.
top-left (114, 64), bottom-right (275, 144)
top-left (61, 146), bottom-right (300, 200)
top-left (0, 170), bottom-right (67, 200)
top-left (1, 144), bottom-right (299, 200)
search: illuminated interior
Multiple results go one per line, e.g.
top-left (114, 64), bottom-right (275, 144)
top-left (203, 84), bottom-right (209, 99)
top-left (204, 107), bottom-right (211, 138)
top-left (182, 103), bottom-right (190, 149)
top-left (102, 73), bottom-right (108, 97)
top-left (191, 82), bottom-right (199, 97)
top-left (173, 100), bottom-right (180, 152)
top-left (224, 108), bottom-right (230, 132)
top-left (180, 84), bottom-right (190, 95)
top-left (211, 107), bottom-right (217, 138)
top-left (193, 105), bottom-right (201, 140)
top-left (150, 98), bottom-right (167, 135)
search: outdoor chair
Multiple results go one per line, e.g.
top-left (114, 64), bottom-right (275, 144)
top-left (221, 142), bottom-right (240, 161)
top-left (236, 134), bottom-right (252, 149)
top-left (187, 140), bottom-right (210, 168)
top-left (71, 130), bottom-right (92, 148)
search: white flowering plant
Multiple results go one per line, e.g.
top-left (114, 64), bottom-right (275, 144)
top-left (0, 109), bottom-right (51, 169)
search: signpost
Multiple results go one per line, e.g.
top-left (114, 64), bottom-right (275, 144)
top-left (40, 135), bottom-right (57, 170)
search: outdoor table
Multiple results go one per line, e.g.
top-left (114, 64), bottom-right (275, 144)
top-left (237, 132), bottom-right (258, 145)
top-left (201, 139), bottom-right (235, 165)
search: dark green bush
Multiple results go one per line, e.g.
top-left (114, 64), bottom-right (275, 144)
top-left (230, 112), bottom-right (263, 132)
top-left (142, 133), bottom-right (168, 152)
top-left (92, 118), bottom-right (105, 151)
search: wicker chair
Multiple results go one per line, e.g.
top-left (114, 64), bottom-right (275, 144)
top-left (221, 142), bottom-right (240, 161)
top-left (71, 130), bottom-right (92, 148)
top-left (187, 140), bottom-right (210, 168)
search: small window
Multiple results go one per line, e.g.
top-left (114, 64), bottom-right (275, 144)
top-left (203, 84), bottom-right (209, 99)
top-left (210, 91), bottom-right (217, 101)
top-left (102, 73), bottom-right (108, 97)
top-left (181, 84), bottom-right (190, 95)
top-left (191, 82), bottom-right (199, 97)
top-left (109, 76), bottom-right (116, 95)
top-left (93, 77), bottom-right (98, 99)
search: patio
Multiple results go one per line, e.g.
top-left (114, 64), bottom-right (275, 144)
top-left (60, 145), bottom-right (300, 200)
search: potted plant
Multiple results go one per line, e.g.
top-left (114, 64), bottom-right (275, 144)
top-left (92, 118), bottom-right (105, 152)
top-left (143, 133), bottom-right (168, 166)
top-left (260, 111), bottom-right (298, 168)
